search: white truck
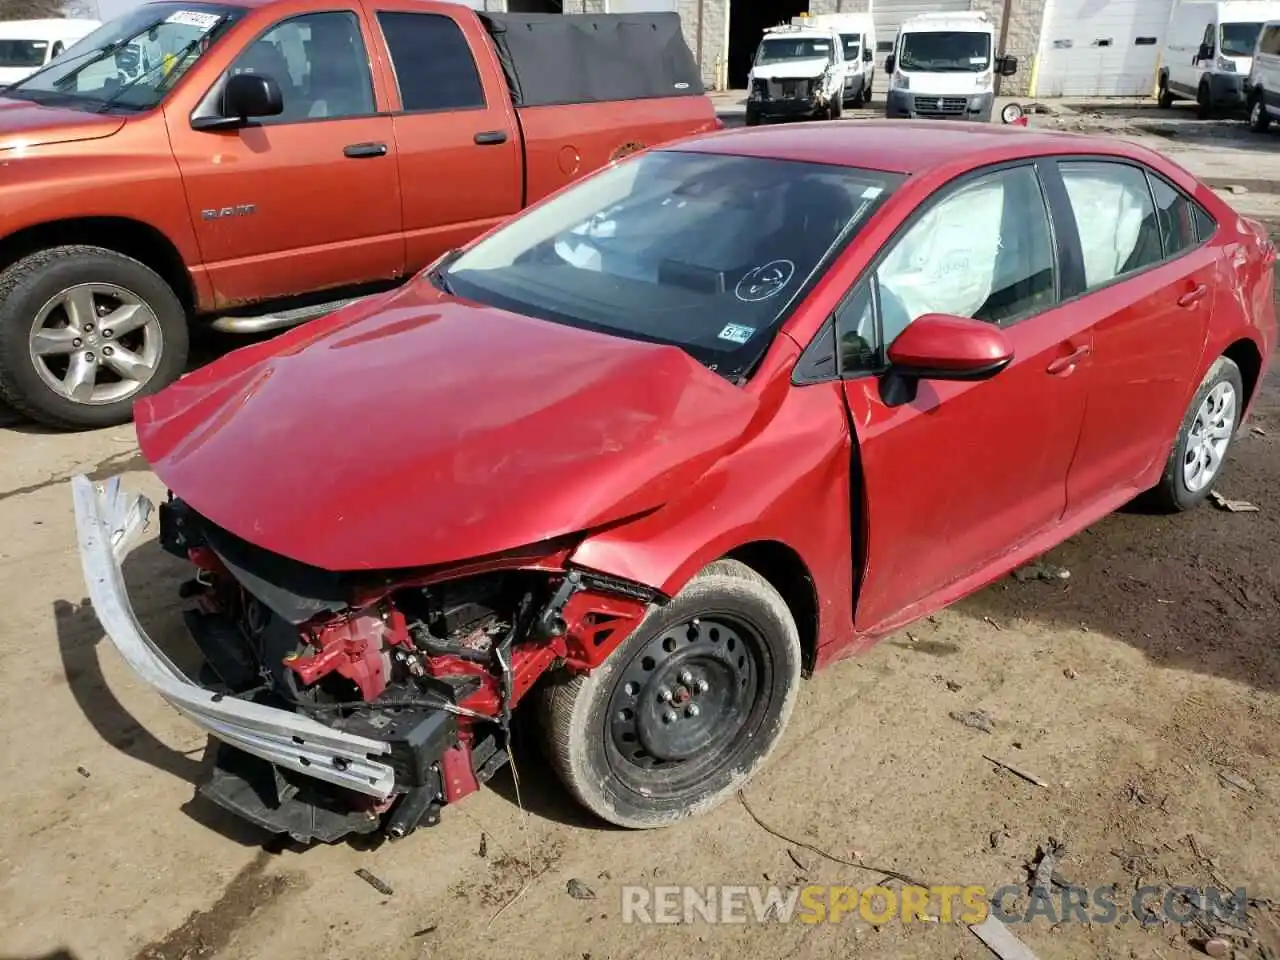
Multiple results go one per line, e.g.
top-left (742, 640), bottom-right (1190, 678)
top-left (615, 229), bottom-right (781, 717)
top-left (883, 11), bottom-right (1017, 124)
top-left (791, 12), bottom-right (877, 107)
top-left (746, 22), bottom-right (847, 125)
top-left (1159, 0), bottom-right (1280, 117)
top-left (0, 18), bottom-right (99, 87)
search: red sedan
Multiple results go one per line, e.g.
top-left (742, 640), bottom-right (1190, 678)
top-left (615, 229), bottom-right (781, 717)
top-left (73, 121), bottom-right (1275, 842)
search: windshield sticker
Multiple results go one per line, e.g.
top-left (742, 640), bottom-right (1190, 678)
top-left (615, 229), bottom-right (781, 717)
top-left (164, 10), bottom-right (222, 30)
top-left (812, 43), bottom-right (831, 50)
top-left (735, 259), bottom-right (796, 302)
top-left (861, 185), bottom-right (883, 199)
top-left (718, 323), bottom-right (757, 345)
top-left (969, 56), bottom-right (988, 64)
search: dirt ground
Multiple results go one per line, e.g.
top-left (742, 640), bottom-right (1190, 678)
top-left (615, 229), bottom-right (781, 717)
top-left (2, 110), bottom-right (1280, 960)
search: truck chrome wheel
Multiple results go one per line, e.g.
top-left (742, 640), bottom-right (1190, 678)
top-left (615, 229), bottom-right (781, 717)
top-left (29, 282), bottom-right (163, 404)
top-left (607, 615), bottom-right (761, 795)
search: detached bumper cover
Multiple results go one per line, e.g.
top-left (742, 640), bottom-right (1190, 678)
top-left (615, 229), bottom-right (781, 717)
top-left (70, 474), bottom-right (396, 800)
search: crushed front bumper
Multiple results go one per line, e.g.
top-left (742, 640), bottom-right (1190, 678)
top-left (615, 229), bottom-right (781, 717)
top-left (70, 474), bottom-right (397, 801)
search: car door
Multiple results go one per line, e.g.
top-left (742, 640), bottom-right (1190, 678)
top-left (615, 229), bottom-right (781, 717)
top-left (169, 8), bottom-right (404, 309)
top-left (365, 3), bottom-right (524, 271)
top-left (1048, 158), bottom-right (1219, 513)
top-left (835, 162), bottom-right (1095, 633)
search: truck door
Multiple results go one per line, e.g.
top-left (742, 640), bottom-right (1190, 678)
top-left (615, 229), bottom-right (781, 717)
top-left (362, 2), bottom-right (524, 271)
top-left (169, 7), bottom-right (404, 309)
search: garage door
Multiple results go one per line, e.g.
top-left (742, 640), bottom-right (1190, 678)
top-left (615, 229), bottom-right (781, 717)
top-left (605, 0), bottom-right (678, 9)
top-left (1033, 0), bottom-right (1175, 97)
top-left (870, 0), bottom-right (975, 96)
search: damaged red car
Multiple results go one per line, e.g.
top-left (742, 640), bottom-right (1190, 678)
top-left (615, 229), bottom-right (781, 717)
top-left (73, 121), bottom-right (1275, 843)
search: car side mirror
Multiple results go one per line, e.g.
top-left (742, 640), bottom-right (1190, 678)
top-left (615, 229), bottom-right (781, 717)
top-left (997, 55), bottom-right (1019, 76)
top-left (226, 72), bottom-right (283, 120)
top-left (884, 53), bottom-right (896, 73)
top-left (863, 48), bottom-right (874, 62)
top-left (886, 313), bottom-right (1014, 382)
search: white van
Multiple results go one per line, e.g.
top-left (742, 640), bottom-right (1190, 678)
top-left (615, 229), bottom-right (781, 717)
top-left (883, 11), bottom-right (1017, 124)
top-left (0, 19), bottom-right (100, 87)
top-left (792, 12), bottom-right (877, 106)
top-left (1158, 0), bottom-right (1280, 116)
top-left (1245, 18), bottom-right (1280, 129)
top-left (746, 22), bottom-right (847, 125)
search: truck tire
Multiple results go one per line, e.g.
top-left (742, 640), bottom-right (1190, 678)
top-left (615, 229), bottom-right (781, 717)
top-left (1158, 73), bottom-right (1174, 108)
top-left (1249, 94), bottom-right (1271, 132)
top-left (0, 245), bottom-right (188, 431)
top-left (745, 105), bottom-right (762, 126)
top-left (1197, 79), bottom-right (1213, 119)
top-left (539, 559), bottom-right (801, 829)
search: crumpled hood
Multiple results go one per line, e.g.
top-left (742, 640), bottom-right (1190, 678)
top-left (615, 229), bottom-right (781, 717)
top-left (0, 96), bottom-right (125, 151)
top-left (752, 58), bottom-right (832, 80)
top-left (135, 281), bottom-right (759, 573)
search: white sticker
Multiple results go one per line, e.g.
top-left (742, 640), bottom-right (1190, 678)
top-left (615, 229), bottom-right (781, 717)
top-left (812, 42), bottom-right (830, 50)
top-left (718, 323), bottom-right (756, 345)
top-left (164, 10), bottom-right (222, 30)
top-left (861, 185), bottom-right (883, 199)
top-left (735, 259), bottom-right (796, 302)
top-left (969, 56), bottom-right (988, 64)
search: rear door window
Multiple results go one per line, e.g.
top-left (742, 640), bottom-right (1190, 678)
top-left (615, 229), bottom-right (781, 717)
top-left (376, 11), bottom-right (485, 112)
top-left (1057, 161), bottom-right (1163, 289)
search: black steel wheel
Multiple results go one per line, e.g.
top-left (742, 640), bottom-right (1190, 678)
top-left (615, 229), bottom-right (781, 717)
top-left (540, 559), bottom-right (801, 829)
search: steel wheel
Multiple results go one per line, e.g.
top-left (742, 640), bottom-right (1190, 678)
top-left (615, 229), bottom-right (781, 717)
top-left (606, 616), bottom-right (764, 798)
top-left (1183, 380), bottom-right (1236, 493)
top-left (28, 282), bottom-right (163, 405)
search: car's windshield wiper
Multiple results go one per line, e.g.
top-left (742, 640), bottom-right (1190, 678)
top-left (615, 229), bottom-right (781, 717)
top-left (96, 33), bottom-right (209, 113)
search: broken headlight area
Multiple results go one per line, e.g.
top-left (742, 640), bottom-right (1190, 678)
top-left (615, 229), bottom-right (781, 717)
top-left (158, 496), bottom-right (656, 844)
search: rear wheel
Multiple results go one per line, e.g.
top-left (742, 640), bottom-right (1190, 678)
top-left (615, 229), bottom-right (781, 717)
top-left (1147, 356), bottom-right (1244, 512)
top-left (540, 559), bottom-right (801, 829)
top-left (1250, 95), bottom-right (1271, 132)
top-left (0, 246), bottom-right (188, 430)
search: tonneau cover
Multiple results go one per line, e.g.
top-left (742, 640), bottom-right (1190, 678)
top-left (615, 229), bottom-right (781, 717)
top-left (478, 12), bottom-right (704, 107)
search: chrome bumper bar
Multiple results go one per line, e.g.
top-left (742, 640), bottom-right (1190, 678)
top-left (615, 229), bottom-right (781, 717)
top-left (70, 474), bottom-right (396, 800)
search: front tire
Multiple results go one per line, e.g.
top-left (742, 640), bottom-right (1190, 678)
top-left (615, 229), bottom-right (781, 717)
top-left (1147, 356), bottom-right (1244, 512)
top-left (0, 245), bottom-right (188, 430)
top-left (540, 559), bottom-right (802, 829)
top-left (1158, 76), bottom-right (1174, 108)
top-left (1250, 95), bottom-right (1271, 132)
top-left (1197, 80), bottom-right (1213, 119)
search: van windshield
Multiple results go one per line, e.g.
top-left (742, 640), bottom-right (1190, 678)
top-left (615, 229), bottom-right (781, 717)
top-left (4, 3), bottom-right (242, 112)
top-left (0, 39), bottom-right (49, 68)
top-left (899, 30), bottom-right (991, 72)
top-left (1221, 21), bottom-right (1263, 57)
top-left (756, 37), bottom-right (834, 64)
top-left (840, 33), bottom-right (861, 59)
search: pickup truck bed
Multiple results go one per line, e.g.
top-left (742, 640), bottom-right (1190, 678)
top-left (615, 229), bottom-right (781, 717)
top-left (0, 0), bottom-right (718, 429)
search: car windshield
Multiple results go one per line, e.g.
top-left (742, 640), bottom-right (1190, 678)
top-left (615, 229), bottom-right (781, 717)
top-left (5, 3), bottom-right (242, 112)
top-left (1221, 21), bottom-right (1263, 56)
top-left (899, 30), bottom-right (991, 71)
top-left (756, 37), bottom-right (834, 64)
top-left (840, 33), bottom-right (861, 59)
top-left (0, 39), bottom-right (49, 68)
top-left (441, 150), bottom-right (901, 382)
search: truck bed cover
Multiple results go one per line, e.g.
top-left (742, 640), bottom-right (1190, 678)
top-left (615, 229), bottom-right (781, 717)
top-left (478, 12), bottom-right (704, 108)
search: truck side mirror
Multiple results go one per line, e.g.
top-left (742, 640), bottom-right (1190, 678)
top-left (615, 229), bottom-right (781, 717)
top-left (885, 53), bottom-right (896, 73)
top-left (225, 73), bottom-right (283, 121)
top-left (863, 48), bottom-right (873, 62)
top-left (997, 55), bottom-right (1019, 76)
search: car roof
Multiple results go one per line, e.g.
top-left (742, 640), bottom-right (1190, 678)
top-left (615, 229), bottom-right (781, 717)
top-left (672, 120), bottom-right (1153, 177)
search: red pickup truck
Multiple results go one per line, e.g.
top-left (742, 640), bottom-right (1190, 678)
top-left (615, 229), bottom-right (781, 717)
top-left (0, 0), bottom-right (717, 429)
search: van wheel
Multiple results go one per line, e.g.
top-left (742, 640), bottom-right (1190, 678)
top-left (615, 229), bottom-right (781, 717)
top-left (1158, 76), bottom-right (1174, 108)
top-left (0, 246), bottom-right (188, 431)
top-left (539, 559), bottom-right (802, 829)
top-left (852, 82), bottom-right (866, 107)
top-left (1250, 96), bottom-right (1271, 132)
top-left (1197, 80), bottom-right (1214, 119)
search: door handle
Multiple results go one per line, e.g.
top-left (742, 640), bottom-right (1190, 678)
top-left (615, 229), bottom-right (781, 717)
top-left (474, 130), bottom-right (509, 146)
top-left (1046, 344), bottom-right (1091, 375)
top-left (344, 142), bottom-right (387, 159)
top-left (1177, 283), bottom-right (1208, 307)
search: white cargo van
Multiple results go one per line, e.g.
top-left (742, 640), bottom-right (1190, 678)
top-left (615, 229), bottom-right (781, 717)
top-left (1158, 0), bottom-right (1280, 116)
top-left (792, 12), bottom-right (877, 106)
top-left (1246, 17), bottom-right (1280, 128)
top-left (883, 11), bottom-right (1017, 124)
top-left (0, 18), bottom-right (100, 86)
top-left (746, 22), bottom-right (847, 125)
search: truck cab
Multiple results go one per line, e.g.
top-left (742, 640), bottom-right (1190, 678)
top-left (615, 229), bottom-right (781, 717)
top-left (746, 22), bottom-right (846, 125)
top-left (883, 11), bottom-right (1017, 124)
